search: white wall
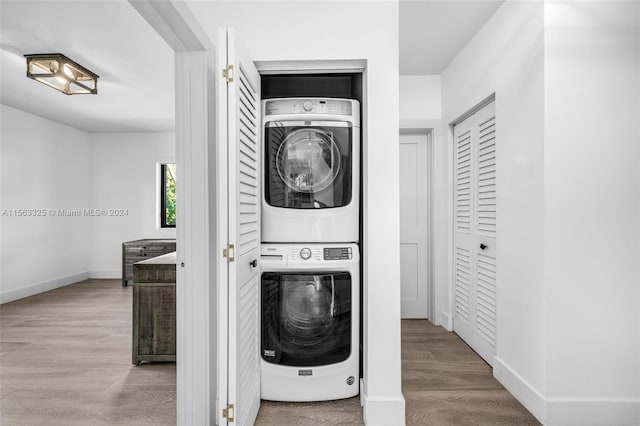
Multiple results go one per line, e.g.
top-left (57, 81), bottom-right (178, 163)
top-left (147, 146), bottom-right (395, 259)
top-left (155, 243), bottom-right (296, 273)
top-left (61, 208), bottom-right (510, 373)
top-left (442, 1), bottom-right (640, 424)
top-left (544, 2), bottom-right (640, 424)
top-left (441, 0), bottom-right (547, 420)
top-left (0, 105), bottom-right (176, 301)
top-left (89, 132), bottom-right (175, 277)
top-left (399, 75), bottom-right (441, 122)
top-left (186, 1), bottom-right (404, 423)
top-left (0, 105), bottom-right (91, 303)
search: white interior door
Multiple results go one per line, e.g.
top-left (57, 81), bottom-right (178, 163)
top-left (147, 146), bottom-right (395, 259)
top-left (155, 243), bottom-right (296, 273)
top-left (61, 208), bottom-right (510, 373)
top-left (218, 27), bottom-right (261, 426)
top-left (452, 101), bottom-right (496, 365)
top-left (453, 115), bottom-right (475, 344)
top-left (472, 102), bottom-right (497, 363)
top-left (400, 132), bottom-right (430, 319)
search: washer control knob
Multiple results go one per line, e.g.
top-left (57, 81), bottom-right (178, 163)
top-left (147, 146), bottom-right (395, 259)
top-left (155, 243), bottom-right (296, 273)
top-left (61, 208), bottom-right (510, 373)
top-left (303, 101), bottom-right (314, 112)
top-left (300, 248), bottom-right (312, 260)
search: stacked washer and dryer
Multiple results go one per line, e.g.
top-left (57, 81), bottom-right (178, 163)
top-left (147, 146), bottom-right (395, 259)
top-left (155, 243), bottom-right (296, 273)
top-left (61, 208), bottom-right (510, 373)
top-left (260, 98), bottom-right (361, 401)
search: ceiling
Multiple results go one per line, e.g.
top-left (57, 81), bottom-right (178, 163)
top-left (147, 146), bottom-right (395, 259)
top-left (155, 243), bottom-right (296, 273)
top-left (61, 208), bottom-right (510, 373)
top-left (0, 0), bottom-right (502, 133)
top-left (400, 0), bottom-right (505, 75)
top-left (0, 0), bottom-right (174, 133)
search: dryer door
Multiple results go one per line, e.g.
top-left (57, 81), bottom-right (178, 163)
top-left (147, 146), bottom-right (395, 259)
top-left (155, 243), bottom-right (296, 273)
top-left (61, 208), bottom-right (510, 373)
top-left (265, 121), bottom-right (353, 209)
top-left (261, 272), bottom-right (352, 366)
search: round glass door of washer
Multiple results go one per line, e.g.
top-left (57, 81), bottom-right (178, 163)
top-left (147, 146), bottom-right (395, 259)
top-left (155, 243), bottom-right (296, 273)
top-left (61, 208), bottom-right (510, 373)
top-left (276, 129), bottom-right (341, 194)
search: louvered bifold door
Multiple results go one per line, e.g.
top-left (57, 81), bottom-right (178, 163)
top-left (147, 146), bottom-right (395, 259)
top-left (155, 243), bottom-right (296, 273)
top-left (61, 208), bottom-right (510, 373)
top-left (473, 102), bottom-right (496, 364)
top-left (223, 27), bottom-right (261, 426)
top-left (453, 114), bottom-right (475, 345)
top-left (452, 101), bottom-right (496, 366)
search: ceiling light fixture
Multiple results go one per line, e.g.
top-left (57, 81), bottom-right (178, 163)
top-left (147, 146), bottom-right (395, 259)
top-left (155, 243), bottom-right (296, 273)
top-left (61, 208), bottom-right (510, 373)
top-left (24, 53), bottom-right (99, 95)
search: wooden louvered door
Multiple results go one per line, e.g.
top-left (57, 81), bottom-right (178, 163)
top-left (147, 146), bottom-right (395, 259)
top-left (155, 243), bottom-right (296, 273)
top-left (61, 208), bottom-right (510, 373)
top-left (219, 28), bottom-right (261, 426)
top-left (453, 101), bottom-right (496, 365)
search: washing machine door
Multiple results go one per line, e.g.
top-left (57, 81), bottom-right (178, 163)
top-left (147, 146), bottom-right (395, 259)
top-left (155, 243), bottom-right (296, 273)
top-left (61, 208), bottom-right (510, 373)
top-left (265, 121), bottom-right (352, 209)
top-left (261, 272), bottom-right (352, 366)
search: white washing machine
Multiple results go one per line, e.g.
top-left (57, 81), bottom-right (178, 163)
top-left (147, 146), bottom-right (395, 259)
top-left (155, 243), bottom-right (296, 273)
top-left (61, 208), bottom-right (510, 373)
top-left (262, 98), bottom-right (360, 243)
top-left (260, 243), bottom-right (359, 401)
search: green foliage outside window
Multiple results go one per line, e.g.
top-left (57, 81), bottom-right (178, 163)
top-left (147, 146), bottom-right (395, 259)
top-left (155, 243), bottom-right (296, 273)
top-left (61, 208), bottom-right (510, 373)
top-left (162, 163), bottom-right (176, 227)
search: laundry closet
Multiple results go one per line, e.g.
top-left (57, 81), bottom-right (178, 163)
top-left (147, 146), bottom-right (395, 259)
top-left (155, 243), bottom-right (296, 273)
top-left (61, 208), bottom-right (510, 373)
top-left (259, 73), bottom-right (363, 403)
top-left (167, 4), bottom-right (403, 422)
top-left (211, 27), bottom-right (387, 425)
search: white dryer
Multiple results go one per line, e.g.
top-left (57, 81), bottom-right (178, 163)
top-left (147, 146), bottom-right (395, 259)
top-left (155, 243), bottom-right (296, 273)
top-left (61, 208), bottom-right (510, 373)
top-left (260, 243), bottom-right (359, 401)
top-left (262, 98), bottom-right (360, 243)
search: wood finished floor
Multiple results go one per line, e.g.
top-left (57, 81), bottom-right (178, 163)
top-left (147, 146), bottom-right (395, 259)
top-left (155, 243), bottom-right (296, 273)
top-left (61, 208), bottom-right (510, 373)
top-left (401, 320), bottom-right (539, 426)
top-left (0, 280), bottom-right (175, 425)
top-left (1, 280), bottom-right (538, 425)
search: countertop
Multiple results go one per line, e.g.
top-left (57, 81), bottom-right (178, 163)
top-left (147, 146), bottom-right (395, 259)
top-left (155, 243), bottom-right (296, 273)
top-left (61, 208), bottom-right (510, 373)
top-left (135, 251), bottom-right (177, 265)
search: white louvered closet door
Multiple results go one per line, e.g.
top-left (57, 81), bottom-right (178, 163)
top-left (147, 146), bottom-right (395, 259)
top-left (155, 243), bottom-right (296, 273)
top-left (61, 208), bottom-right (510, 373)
top-left (453, 101), bottom-right (496, 365)
top-left (220, 28), bottom-right (261, 426)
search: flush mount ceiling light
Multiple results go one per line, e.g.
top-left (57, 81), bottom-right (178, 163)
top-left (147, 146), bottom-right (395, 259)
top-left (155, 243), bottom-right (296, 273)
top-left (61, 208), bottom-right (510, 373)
top-left (24, 53), bottom-right (99, 95)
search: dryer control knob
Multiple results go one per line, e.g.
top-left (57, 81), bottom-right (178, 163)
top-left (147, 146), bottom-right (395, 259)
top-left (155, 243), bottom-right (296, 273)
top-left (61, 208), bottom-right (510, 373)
top-left (303, 101), bottom-right (314, 112)
top-left (300, 248), bottom-right (312, 260)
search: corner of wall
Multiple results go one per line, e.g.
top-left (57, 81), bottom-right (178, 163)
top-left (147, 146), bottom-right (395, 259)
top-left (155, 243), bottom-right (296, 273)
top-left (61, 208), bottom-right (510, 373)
top-left (361, 393), bottom-right (406, 426)
top-left (493, 356), bottom-right (546, 424)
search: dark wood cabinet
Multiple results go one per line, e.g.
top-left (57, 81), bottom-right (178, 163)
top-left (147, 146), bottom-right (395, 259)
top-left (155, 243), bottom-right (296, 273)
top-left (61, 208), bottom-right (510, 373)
top-left (132, 252), bottom-right (176, 365)
top-left (122, 239), bottom-right (176, 287)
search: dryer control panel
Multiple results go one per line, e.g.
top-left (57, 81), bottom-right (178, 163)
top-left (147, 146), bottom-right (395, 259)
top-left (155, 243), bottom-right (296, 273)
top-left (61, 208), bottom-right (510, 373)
top-left (265, 98), bottom-right (353, 116)
top-left (323, 247), bottom-right (353, 260)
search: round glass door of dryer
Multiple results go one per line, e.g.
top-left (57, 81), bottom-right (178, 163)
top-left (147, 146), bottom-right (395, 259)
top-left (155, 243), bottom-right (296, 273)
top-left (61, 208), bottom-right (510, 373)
top-left (265, 122), bottom-right (352, 209)
top-left (275, 129), bottom-right (341, 194)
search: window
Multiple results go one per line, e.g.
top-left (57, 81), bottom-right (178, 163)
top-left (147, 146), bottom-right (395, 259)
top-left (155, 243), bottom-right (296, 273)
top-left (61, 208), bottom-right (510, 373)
top-left (160, 163), bottom-right (176, 228)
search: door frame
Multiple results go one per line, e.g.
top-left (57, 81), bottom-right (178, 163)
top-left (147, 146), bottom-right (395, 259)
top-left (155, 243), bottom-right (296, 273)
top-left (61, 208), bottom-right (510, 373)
top-left (128, 1), bottom-right (218, 424)
top-left (399, 127), bottom-right (435, 321)
top-left (400, 118), bottom-right (452, 330)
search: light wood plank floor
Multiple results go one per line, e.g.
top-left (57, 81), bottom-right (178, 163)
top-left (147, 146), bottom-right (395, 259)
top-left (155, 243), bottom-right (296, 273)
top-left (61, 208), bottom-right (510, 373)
top-left (1, 280), bottom-right (538, 425)
top-left (401, 320), bottom-right (539, 426)
top-left (0, 280), bottom-right (175, 425)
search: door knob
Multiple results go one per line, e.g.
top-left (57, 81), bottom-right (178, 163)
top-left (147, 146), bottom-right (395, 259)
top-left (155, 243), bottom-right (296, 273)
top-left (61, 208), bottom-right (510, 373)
top-left (480, 243), bottom-right (487, 250)
top-left (250, 259), bottom-right (258, 268)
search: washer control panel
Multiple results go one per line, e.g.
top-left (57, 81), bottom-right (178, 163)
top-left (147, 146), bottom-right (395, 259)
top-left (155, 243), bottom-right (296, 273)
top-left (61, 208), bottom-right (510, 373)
top-left (323, 247), bottom-right (353, 260)
top-left (262, 244), bottom-right (358, 265)
top-left (265, 98), bottom-right (353, 116)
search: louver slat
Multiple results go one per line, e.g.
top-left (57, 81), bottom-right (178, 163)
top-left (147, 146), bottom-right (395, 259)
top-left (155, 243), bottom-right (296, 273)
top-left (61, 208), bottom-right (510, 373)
top-left (456, 130), bottom-right (472, 232)
top-left (477, 116), bottom-right (496, 237)
top-left (475, 254), bottom-right (496, 347)
top-left (237, 68), bottom-right (259, 257)
top-left (455, 248), bottom-right (471, 325)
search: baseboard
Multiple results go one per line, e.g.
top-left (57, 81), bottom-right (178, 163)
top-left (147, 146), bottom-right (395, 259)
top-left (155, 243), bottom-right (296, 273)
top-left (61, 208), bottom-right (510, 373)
top-left (546, 398), bottom-right (640, 426)
top-left (362, 393), bottom-right (406, 426)
top-left (493, 356), bottom-right (546, 424)
top-left (89, 270), bottom-right (120, 279)
top-left (436, 311), bottom-right (452, 331)
top-left (0, 271), bottom-right (90, 304)
top-left (493, 357), bottom-right (640, 425)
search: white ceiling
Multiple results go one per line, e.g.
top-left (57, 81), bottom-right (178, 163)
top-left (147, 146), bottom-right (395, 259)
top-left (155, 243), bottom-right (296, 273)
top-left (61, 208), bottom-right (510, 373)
top-left (0, 0), bottom-right (502, 133)
top-left (400, 0), bottom-right (504, 75)
top-left (0, 0), bottom-right (174, 133)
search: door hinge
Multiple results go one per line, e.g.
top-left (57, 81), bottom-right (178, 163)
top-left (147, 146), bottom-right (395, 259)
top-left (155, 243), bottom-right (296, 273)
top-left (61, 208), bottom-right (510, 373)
top-left (222, 64), bottom-right (234, 83)
top-left (222, 403), bottom-right (235, 422)
top-left (223, 244), bottom-right (235, 262)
